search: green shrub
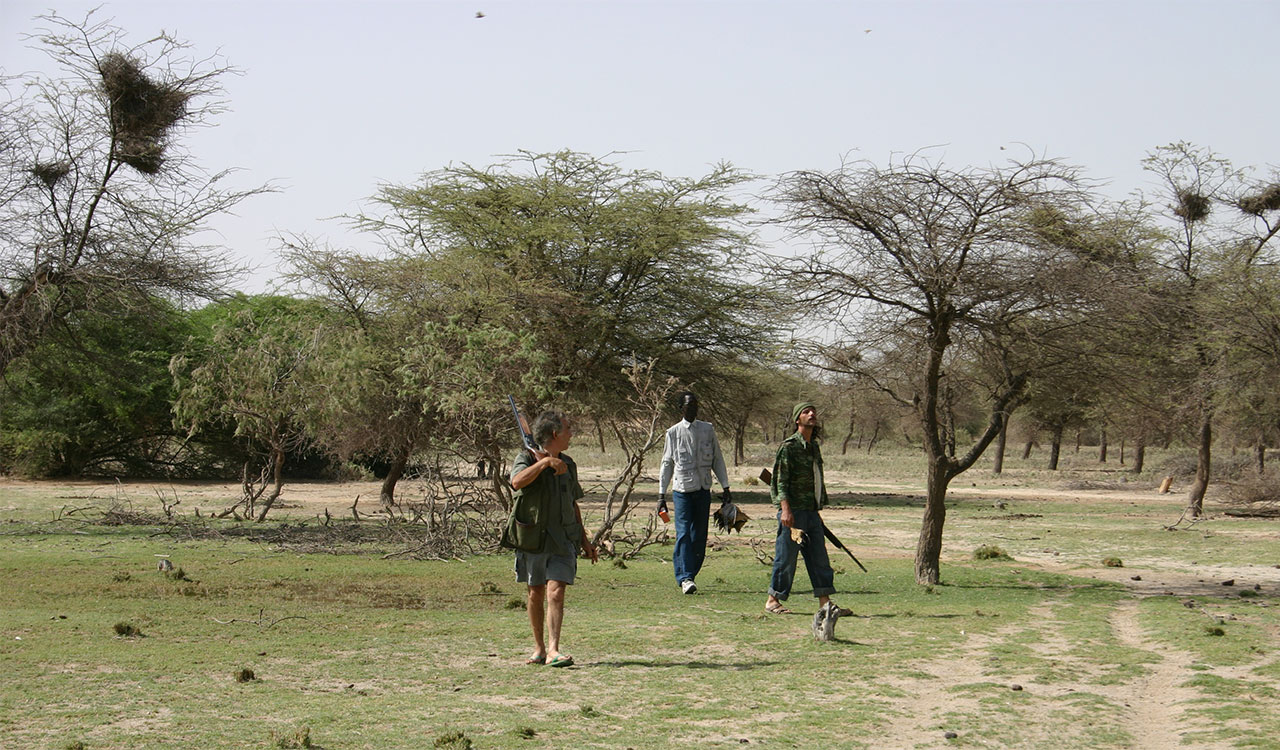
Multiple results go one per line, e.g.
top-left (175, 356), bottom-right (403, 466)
top-left (271, 726), bottom-right (313, 749)
top-left (434, 731), bottom-right (473, 749)
top-left (973, 545), bottom-right (1011, 561)
top-left (113, 622), bottom-right (142, 638)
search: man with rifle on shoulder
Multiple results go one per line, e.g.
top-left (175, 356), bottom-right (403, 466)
top-left (501, 404), bottom-right (597, 667)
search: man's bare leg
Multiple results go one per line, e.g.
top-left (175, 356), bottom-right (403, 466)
top-left (545, 580), bottom-right (567, 659)
top-left (527, 584), bottom-right (547, 661)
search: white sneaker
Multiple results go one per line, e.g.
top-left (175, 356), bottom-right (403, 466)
top-left (681, 579), bottom-right (698, 594)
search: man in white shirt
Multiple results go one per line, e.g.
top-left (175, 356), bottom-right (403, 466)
top-left (659, 392), bottom-right (731, 594)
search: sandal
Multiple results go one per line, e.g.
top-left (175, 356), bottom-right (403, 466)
top-left (764, 603), bottom-right (792, 615)
top-left (525, 655), bottom-right (546, 665)
top-left (547, 654), bottom-right (574, 668)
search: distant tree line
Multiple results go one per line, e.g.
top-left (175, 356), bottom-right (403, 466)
top-left (4, 12), bottom-right (1278, 581)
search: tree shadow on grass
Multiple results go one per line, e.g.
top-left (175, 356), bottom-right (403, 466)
top-left (732, 490), bottom-right (927, 509)
top-left (590, 658), bottom-right (782, 670)
top-left (828, 492), bottom-right (927, 508)
top-left (856, 612), bottom-right (965, 619)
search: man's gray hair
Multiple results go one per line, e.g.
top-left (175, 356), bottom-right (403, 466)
top-left (531, 410), bottom-right (569, 448)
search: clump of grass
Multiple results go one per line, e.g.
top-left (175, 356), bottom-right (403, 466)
top-left (111, 572), bottom-right (131, 583)
top-left (165, 567), bottom-right (190, 581)
top-left (743, 475), bottom-right (760, 486)
top-left (973, 545), bottom-right (1012, 561)
top-left (514, 726), bottom-right (537, 738)
top-left (1102, 557), bottom-right (1124, 568)
top-left (235, 668), bottom-right (257, 683)
top-left (270, 726), bottom-right (313, 749)
top-left (1205, 626), bottom-right (1226, 637)
top-left (434, 731), bottom-right (474, 749)
top-left (579, 704), bottom-right (601, 718)
top-left (612, 559), bottom-right (627, 569)
top-left (505, 597), bottom-right (526, 610)
top-left (113, 622), bottom-right (142, 638)
top-left (478, 581), bottom-right (500, 594)
top-left (63, 742), bottom-right (88, 750)
top-left (1238, 589), bottom-right (1259, 598)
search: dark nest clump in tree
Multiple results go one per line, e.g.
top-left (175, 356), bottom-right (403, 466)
top-left (1174, 189), bottom-right (1212, 222)
top-left (1238, 184), bottom-right (1280, 216)
top-left (98, 51), bottom-right (192, 174)
top-left (30, 161), bottom-right (70, 188)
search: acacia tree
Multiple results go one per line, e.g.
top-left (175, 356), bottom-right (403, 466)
top-left (0, 11), bottom-right (264, 377)
top-left (706, 360), bottom-right (797, 464)
top-left (771, 153), bottom-right (1104, 584)
top-left (1142, 144), bottom-right (1280, 516)
top-left (282, 244), bottom-right (552, 509)
top-left (170, 297), bottom-right (361, 521)
top-left (1214, 242), bottom-right (1280, 475)
top-left (351, 150), bottom-right (782, 410)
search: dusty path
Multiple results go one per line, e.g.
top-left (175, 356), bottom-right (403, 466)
top-left (1108, 598), bottom-right (1203, 748)
top-left (867, 592), bottom-right (1249, 749)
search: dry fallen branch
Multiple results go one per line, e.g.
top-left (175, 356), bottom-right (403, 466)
top-left (211, 608), bottom-right (308, 629)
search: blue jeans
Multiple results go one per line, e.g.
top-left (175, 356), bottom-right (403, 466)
top-left (768, 508), bottom-right (835, 600)
top-left (672, 489), bottom-right (712, 583)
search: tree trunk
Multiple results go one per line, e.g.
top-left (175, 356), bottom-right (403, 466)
top-left (866, 422), bottom-right (881, 454)
top-left (841, 407), bottom-right (856, 455)
top-left (1021, 439), bottom-right (1034, 460)
top-left (993, 415), bottom-right (1008, 475)
top-left (914, 317), bottom-right (953, 586)
top-left (915, 456), bottom-right (950, 585)
top-left (1258, 443), bottom-right (1267, 474)
top-left (1133, 438), bottom-right (1146, 474)
top-left (733, 421), bottom-right (746, 466)
top-left (380, 446), bottom-right (410, 509)
top-left (1074, 430), bottom-right (1081, 453)
top-left (255, 447), bottom-right (286, 522)
top-left (943, 386), bottom-right (957, 457)
top-left (1099, 429), bottom-right (1108, 463)
top-left (597, 418), bottom-right (606, 453)
top-left (1186, 415), bottom-right (1211, 518)
top-left (1119, 437), bottom-right (1126, 465)
top-left (1048, 425), bottom-right (1064, 470)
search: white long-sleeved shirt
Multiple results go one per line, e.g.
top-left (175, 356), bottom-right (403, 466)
top-left (659, 419), bottom-right (730, 495)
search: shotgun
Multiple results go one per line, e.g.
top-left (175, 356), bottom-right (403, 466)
top-left (760, 467), bottom-right (867, 572)
top-left (507, 395), bottom-right (540, 453)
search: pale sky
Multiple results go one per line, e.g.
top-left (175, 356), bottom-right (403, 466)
top-left (3, 0), bottom-right (1276, 292)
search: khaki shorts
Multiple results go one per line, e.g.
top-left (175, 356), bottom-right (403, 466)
top-left (515, 550), bottom-right (577, 586)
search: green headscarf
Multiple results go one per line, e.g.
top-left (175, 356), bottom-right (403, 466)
top-left (791, 401), bottom-right (816, 426)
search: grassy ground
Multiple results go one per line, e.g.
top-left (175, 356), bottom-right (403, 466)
top-left (2, 444), bottom-right (1279, 749)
